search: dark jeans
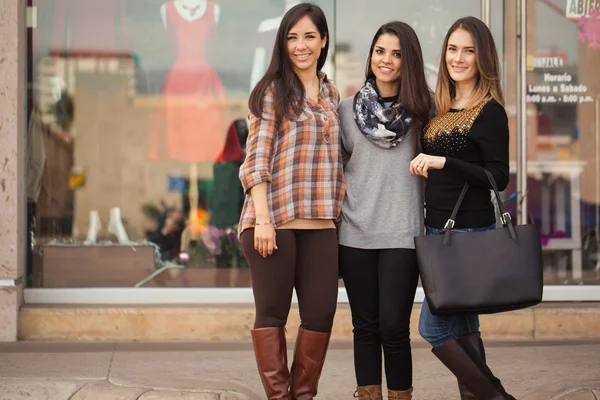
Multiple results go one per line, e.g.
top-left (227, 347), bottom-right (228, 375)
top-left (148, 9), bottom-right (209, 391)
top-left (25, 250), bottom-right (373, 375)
top-left (418, 224), bottom-right (495, 349)
top-left (241, 228), bottom-right (339, 333)
top-left (339, 245), bottom-right (419, 391)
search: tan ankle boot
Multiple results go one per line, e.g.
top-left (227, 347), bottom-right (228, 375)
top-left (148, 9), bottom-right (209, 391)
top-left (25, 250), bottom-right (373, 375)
top-left (388, 387), bottom-right (413, 400)
top-left (354, 385), bottom-right (383, 399)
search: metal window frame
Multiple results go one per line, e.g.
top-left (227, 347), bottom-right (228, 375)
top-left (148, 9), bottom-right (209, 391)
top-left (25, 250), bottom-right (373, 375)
top-left (24, 286), bottom-right (600, 305)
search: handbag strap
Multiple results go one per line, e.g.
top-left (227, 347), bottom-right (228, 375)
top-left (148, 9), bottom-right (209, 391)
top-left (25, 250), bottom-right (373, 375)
top-left (443, 170), bottom-right (517, 245)
top-left (445, 183), bottom-right (470, 230)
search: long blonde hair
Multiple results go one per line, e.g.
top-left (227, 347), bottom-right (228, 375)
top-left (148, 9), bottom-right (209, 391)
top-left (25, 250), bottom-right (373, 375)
top-left (435, 16), bottom-right (504, 115)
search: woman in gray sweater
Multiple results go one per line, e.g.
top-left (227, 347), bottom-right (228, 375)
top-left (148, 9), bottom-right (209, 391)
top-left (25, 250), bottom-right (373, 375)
top-left (338, 21), bottom-right (432, 400)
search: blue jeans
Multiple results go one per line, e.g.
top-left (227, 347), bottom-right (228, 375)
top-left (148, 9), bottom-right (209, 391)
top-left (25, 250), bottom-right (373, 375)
top-left (418, 224), bottom-right (496, 349)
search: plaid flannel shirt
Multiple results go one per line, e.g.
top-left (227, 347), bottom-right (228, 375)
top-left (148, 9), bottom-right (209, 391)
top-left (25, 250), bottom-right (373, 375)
top-left (238, 74), bottom-right (345, 234)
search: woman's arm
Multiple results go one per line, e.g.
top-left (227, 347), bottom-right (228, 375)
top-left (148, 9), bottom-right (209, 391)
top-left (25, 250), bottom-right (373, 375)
top-left (239, 114), bottom-right (276, 193)
top-left (410, 101), bottom-right (509, 191)
top-left (337, 97), bottom-right (352, 168)
top-left (250, 183), bottom-right (270, 220)
top-left (249, 182), bottom-right (277, 257)
top-left (239, 89), bottom-right (278, 257)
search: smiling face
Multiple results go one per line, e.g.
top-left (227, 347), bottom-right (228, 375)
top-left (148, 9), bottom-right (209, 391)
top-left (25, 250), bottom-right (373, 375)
top-left (445, 28), bottom-right (478, 85)
top-left (286, 15), bottom-right (327, 75)
top-left (370, 33), bottom-right (402, 90)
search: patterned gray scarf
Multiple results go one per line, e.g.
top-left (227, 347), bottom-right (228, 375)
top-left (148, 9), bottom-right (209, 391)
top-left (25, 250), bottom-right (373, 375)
top-left (353, 78), bottom-right (413, 149)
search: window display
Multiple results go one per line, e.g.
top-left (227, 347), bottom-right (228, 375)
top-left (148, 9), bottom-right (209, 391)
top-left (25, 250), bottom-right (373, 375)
top-left (25, 0), bottom-right (600, 290)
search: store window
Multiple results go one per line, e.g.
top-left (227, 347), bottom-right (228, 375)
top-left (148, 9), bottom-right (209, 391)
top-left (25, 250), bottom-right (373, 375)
top-left (25, 0), bottom-right (334, 289)
top-left (26, 0), bottom-right (598, 294)
top-left (506, 0), bottom-right (599, 285)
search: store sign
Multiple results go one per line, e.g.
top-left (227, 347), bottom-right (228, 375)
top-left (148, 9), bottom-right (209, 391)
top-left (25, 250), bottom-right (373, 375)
top-left (566, 0), bottom-right (600, 49)
top-left (525, 1), bottom-right (598, 104)
top-left (526, 58), bottom-right (594, 104)
top-left (566, 0), bottom-right (599, 20)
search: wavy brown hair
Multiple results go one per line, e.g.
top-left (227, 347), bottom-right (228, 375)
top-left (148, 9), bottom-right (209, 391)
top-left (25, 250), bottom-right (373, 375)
top-left (365, 21), bottom-right (432, 153)
top-left (435, 16), bottom-right (504, 115)
top-left (248, 3), bottom-right (329, 124)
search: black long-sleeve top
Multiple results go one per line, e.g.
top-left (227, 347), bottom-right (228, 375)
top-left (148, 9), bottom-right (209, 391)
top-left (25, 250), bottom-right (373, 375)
top-left (422, 99), bottom-right (509, 229)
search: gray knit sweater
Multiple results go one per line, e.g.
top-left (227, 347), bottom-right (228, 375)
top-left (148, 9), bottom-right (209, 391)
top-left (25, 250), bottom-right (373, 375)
top-left (338, 96), bottom-right (425, 249)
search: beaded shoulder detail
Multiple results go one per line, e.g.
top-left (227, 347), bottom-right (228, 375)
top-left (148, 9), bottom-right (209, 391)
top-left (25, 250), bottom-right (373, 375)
top-left (423, 100), bottom-right (488, 143)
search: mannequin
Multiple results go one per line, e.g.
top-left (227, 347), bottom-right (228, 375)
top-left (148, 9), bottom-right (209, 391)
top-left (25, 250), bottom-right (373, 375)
top-left (160, 0), bottom-right (221, 26)
top-left (149, 0), bottom-right (229, 235)
top-left (149, 0), bottom-right (227, 163)
top-left (211, 120), bottom-right (246, 229)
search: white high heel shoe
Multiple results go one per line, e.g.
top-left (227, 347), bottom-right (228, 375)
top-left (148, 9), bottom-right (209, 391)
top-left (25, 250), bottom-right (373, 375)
top-left (108, 207), bottom-right (130, 244)
top-left (84, 210), bottom-right (101, 244)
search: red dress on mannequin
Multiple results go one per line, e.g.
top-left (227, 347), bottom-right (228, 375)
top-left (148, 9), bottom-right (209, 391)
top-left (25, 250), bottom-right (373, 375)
top-left (148, 0), bottom-right (228, 162)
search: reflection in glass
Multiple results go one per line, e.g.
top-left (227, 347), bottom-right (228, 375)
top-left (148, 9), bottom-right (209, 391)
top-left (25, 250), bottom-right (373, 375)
top-left (25, 0), bottom-right (598, 289)
top-left (250, 0), bottom-right (301, 90)
top-left (148, 0), bottom-right (229, 164)
top-left (504, 0), bottom-right (600, 285)
top-left (26, 0), bottom-right (335, 289)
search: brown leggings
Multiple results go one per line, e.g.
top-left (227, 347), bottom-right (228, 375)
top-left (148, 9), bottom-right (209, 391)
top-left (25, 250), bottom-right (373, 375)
top-left (240, 228), bottom-right (339, 333)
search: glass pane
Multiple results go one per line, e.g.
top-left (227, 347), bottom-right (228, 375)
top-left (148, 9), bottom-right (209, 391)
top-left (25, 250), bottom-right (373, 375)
top-left (335, 0), bottom-right (481, 97)
top-left (26, 0), bottom-right (334, 288)
top-left (504, 0), bottom-right (600, 285)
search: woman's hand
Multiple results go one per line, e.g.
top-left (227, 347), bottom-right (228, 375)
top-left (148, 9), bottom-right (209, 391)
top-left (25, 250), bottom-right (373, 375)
top-left (254, 220), bottom-right (278, 258)
top-left (249, 184), bottom-right (277, 258)
top-left (409, 153), bottom-right (446, 178)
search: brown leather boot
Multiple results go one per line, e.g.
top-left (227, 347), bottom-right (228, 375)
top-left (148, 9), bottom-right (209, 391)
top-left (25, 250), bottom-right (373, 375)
top-left (388, 387), bottom-right (413, 399)
top-left (289, 327), bottom-right (331, 400)
top-left (251, 327), bottom-right (291, 400)
top-left (353, 385), bottom-right (383, 399)
top-left (432, 339), bottom-right (515, 400)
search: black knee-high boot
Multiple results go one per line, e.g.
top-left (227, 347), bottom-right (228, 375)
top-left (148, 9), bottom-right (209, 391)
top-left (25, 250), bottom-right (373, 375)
top-left (432, 334), bottom-right (515, 400)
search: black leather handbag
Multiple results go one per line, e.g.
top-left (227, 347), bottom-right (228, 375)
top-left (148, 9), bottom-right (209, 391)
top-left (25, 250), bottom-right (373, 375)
top-left (414, 170), bottom-right (543, 316)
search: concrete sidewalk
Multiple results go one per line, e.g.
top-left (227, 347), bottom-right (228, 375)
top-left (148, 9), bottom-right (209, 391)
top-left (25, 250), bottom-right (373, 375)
top-left (0, 341), bottom-right (599, 400)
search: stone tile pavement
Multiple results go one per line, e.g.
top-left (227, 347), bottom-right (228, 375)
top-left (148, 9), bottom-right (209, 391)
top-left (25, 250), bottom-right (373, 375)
top-left (0, 341), bottom-right (599, 399)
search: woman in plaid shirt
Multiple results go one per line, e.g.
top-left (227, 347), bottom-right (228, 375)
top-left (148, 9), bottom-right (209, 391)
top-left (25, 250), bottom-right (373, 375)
top-left (238, 3), bottom-right (345, 399)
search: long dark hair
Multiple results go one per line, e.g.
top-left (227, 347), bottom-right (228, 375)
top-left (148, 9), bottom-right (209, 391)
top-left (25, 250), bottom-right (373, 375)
top-left (436, 16), bottom-right (504, 115)
top-left (248, 3), bottom-right (330, 124)
top-left (365, 21), bottom-right (432, 153)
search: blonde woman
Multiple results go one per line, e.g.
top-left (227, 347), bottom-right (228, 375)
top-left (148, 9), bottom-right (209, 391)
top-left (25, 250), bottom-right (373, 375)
top-left (410, 16), bottom-right (516, 399)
